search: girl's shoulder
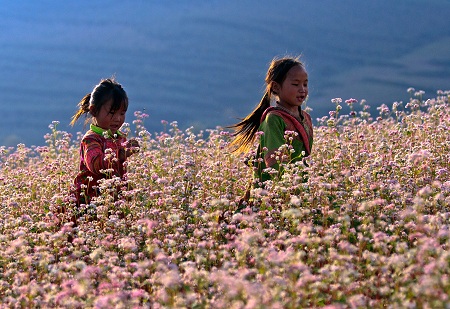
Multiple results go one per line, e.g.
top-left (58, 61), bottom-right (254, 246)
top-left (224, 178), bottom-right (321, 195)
top-left (260, 112), bottom-right (286, 130)
top-left (82, 130), bottom-right (104, 141)
top-left (264, 109), bottom-right (291, 127)
top-left (301, 110), bottom-right (312, 122)
top-left (80, 130), bottom-right (112, 147)
top-left (265, 111), bottom-right (286, 122)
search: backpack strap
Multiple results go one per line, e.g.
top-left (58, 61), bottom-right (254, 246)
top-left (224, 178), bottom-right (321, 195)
top-left (261, 107), bottom-right (312, 156)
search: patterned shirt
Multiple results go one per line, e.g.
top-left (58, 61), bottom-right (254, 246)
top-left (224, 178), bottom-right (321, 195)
top-left (73, 124), bottom-right (128, 204)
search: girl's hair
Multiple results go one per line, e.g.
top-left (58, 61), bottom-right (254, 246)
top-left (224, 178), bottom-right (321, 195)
top-left (70, 78), bottom-right (128, 126)
top-left (229, 56), bottom-right (305, 153)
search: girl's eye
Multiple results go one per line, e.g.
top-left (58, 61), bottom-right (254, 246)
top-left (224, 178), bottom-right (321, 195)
top-left (292, 84), bottom-right (299, 86)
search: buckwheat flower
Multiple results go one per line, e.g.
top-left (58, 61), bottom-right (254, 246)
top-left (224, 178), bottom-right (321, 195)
top-left (138, 130), bottom-right (150, 137)
top-left (156, 178), bottom-right (168, 185)
top-left (417, 186), bottom-right (432, 197)
top-left (331, 98), bottom-right (342, 104)
top-left (442, 181), bottom-right (450, 192)
top-left (415, 90), bottom-right (425, 97)
top-left (337, 240), bottom-right (358, 254)
top-left (392, 101), bottom-right (399, 110)
top-left (160, 269), bottom-right (181, 288)
top-left (119, 237), bottom-right (137, 252)
top-left (130, 289), bottom-right (148, 299)
top-left (377, 104), bottom-right (390, 115)
top-left (89, 248), bottom-right (105, 261)
top-left (133, 119), bottom-right (142, 126)
top-left (345, 98), bottom-right (358, 106)
top-left (284, 130), bottom-right (297, 137)
top-left (267, 248), bottom-right (291, 265)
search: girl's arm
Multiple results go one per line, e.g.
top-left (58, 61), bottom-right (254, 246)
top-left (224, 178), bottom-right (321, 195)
top-left (82, 137), bottom-right (119, 175)
top-left (259, 114), bottom-right (287, 168)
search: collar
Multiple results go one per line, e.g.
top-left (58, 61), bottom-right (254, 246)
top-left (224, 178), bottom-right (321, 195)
top-left (275, 102), bottom-right (303, 121)
top-left (90, 124), bottom-right (123, 139)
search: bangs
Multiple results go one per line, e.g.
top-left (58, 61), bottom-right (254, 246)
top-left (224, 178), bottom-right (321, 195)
top-left (107, 88), bottom-right (129, 112)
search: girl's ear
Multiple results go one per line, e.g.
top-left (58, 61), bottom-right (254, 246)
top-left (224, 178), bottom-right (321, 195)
top-left (271, 81), bottom-right (280, 95)
top-left (89, 105), bottom-right (97, 116)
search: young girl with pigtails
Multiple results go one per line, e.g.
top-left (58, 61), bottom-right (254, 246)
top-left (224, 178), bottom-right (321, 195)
top-left (229, 56), bottom-right (313, 188)
top-left (70, 78), bottom-right (140, 206)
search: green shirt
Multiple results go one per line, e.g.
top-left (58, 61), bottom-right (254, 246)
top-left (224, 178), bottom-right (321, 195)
top-left (254, 113), bottom-right (313, 183)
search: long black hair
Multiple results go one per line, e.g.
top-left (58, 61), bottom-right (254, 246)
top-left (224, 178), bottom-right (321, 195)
top-left (229, 56), bottom-right (305, 153)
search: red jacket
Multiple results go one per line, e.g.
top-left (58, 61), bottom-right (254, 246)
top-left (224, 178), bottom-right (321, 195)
top-left (73, 125), bottom-right (128, 204)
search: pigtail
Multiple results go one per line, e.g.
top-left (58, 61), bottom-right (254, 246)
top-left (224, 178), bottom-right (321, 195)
top-left (70, 93), bottom-right (91, 126)
top-left (229, 90), bottom-right (272, 153)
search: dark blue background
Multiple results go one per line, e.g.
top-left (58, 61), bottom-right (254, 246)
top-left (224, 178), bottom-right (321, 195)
top-left (1, 0), bottom-right (449, 146)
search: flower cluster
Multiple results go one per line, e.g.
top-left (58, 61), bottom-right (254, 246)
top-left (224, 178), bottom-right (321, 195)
top-left (0, 89), bottom-right (449, 308)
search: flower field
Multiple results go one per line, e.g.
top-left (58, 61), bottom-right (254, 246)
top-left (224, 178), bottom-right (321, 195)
top-left (0, 90), bottom-right (449, 308)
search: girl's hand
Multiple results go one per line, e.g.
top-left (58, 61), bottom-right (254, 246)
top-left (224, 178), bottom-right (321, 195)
top-left (119, 139), bottom-right (140, 161)
top-left (127, 139), bottom-right (140, 154)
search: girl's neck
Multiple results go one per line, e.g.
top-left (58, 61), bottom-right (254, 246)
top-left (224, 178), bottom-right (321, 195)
top-left (275, 102), bottom-right (301, 119)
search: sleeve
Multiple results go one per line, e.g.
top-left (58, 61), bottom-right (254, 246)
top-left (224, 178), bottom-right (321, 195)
top-left (82, 136), bottom-right (119, 176)
top-left (259, 113), bottom-right (287, 168)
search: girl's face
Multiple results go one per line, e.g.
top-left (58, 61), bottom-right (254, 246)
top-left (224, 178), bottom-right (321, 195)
top-left (274, 65), bottom-right (308, 110)
top-left (92, 100), bottom-right (127, 134)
